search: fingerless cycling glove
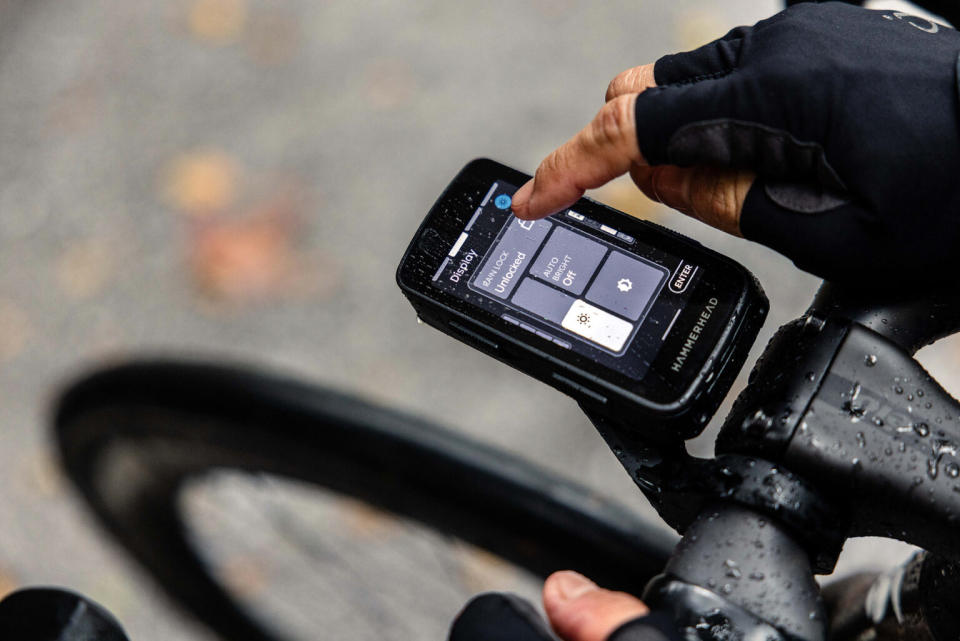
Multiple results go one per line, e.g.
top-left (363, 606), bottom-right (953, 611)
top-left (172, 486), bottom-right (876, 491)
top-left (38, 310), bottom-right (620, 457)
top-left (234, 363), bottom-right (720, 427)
top-left (635, 2), bottom-right (960, 285)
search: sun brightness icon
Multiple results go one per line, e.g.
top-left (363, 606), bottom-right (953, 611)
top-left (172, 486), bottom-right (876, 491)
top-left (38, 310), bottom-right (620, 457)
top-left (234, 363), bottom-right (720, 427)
top-left (577, 312), bottom-right (591, 326)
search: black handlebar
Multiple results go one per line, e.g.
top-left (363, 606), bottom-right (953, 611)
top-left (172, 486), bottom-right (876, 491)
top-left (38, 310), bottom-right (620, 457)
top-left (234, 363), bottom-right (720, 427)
top-left (578, 281), bottom-right (960, 641)
top-left (808, 282), bottom-right (960, 356)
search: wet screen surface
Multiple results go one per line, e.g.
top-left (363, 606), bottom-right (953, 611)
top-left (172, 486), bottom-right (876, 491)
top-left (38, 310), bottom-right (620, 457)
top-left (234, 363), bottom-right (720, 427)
top-left (431, 181), bottom-right (695, 380)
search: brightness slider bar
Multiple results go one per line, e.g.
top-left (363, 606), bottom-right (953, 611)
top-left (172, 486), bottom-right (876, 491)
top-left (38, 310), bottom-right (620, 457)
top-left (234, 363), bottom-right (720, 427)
top-left (662, 308), bottom-right (682, 341)
top-left (465, 207), bottom-right (483, 231)
top-left (432, 258), bottom-right (450, 281)
top-left (481, 182), bottom-right (499, 207)
top-left (448, 232), bottom-right (468, 257)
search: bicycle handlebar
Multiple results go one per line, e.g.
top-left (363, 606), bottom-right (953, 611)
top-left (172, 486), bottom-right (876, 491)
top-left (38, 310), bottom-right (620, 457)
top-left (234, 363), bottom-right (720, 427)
top-left (450, 278), bottom-right (960, 641)
top-left (539, 277), bottom-right (960, 641)
top-left (808, 281), bottom-right (960, 356)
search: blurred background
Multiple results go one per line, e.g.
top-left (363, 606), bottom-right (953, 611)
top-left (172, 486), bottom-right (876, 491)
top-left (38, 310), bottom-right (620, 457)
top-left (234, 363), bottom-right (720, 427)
top-left (0, 0), bottom-right (952, 639)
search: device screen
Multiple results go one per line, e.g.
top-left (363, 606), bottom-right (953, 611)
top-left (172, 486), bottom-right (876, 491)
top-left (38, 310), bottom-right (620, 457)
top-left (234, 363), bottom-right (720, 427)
top-left (429, 180), bottom-right (707, 382)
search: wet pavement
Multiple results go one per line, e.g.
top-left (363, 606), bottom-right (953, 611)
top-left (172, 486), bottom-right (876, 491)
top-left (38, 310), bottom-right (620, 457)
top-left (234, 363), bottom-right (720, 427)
top-left (0, 1), bottom-right (948, 639)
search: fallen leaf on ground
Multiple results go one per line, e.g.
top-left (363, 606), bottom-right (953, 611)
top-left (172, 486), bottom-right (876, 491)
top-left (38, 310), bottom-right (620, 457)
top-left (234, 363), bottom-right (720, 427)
top-left (162, 149), bottom-right (239, 218)
top-left (188, 189), bottom-right (339, 305)
top-left (191, 216), bottom-right (291, 302)
top-left (187, 0), bottom-right (247, 45)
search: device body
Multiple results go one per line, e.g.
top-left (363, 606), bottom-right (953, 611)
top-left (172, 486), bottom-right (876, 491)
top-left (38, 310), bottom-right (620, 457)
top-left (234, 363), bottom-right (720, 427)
top-left (397, 159), bottom-right (768, 441)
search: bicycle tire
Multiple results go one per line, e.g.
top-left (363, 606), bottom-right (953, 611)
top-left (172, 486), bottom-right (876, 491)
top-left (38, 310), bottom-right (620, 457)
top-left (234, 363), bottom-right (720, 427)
top-left (53, 361), bottom-right (676, 641)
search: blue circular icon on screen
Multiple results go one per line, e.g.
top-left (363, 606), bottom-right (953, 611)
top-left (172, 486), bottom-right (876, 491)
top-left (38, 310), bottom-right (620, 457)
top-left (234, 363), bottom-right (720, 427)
top-left (494, 194), bottom-right (512, 210)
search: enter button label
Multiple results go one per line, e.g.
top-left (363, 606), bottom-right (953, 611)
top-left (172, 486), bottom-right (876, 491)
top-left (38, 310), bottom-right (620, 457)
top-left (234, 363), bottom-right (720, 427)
top-left (669, 262), bottom-right (698, 294)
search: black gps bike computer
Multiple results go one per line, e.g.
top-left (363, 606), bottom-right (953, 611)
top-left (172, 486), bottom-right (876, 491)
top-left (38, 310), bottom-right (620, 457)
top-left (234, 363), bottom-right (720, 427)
top-left (397, 159), bottom-right (767, 440)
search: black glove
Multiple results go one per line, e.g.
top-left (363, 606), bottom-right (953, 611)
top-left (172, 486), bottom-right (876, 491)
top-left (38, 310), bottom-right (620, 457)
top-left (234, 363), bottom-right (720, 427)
top-left (634, 1), bottom-right (960, 285)
top-left (447, 593), bottom-right (682, 641)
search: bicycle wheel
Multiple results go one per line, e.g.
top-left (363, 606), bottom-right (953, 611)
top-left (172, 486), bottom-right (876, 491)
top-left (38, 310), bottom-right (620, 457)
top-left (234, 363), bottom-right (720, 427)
top-left (54, 361), bottom-right (676, 641)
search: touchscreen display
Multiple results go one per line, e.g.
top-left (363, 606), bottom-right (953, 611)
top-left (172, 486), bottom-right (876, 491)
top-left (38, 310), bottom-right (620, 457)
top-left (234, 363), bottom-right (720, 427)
top-left (430, 181), bottom-right (704, 381)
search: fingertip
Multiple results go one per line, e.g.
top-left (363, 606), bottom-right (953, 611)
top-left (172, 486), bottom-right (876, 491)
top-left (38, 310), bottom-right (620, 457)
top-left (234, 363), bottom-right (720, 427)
top-left (511, 180), bottom-right (534, 219)
top-left (543, 573), bottom-right (649, 641)
top-left (512, 205), bottom-right (535, 220)
top-left (605, 63), bottom-right (657, 102)
top-left (543, 571), bottom-right (596, 610)
top-left (522, 184), bottom-right (574, 221)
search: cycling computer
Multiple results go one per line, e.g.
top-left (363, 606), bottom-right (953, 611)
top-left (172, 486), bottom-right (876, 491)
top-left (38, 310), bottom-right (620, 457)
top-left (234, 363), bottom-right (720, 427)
top-left (397, 159), bottom-right (767, 439)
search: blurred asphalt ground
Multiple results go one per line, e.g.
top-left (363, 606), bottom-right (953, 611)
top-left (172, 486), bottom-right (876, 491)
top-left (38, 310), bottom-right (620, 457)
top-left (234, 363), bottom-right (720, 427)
top-left (0, 0), bottom-right (951, 639)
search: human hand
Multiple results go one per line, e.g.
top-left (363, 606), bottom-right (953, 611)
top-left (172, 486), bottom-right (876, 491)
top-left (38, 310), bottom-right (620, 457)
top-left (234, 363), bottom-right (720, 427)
top-left (512, 2), bottom-right (960, 284)
top-left (511, 64), bottom-right (753, 238)
top-left (542, 571), bottom-right (648, 641)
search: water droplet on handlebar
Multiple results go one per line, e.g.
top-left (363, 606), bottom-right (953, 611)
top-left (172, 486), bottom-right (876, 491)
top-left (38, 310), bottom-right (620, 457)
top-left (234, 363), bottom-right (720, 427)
top-left (723, 559), bottom-right (741, 579)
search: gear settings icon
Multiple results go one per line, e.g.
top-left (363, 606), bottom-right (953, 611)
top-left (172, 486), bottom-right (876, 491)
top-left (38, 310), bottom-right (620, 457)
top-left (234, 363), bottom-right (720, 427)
top-left (616, 278), bottom-right (633, 293)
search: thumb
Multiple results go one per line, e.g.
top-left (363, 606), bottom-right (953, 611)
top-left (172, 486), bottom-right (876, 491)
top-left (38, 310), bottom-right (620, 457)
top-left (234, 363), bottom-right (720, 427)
top-left (630, 164), bottom-right (754, 237)
top-left (543, 571), bottom-right (649, 641)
